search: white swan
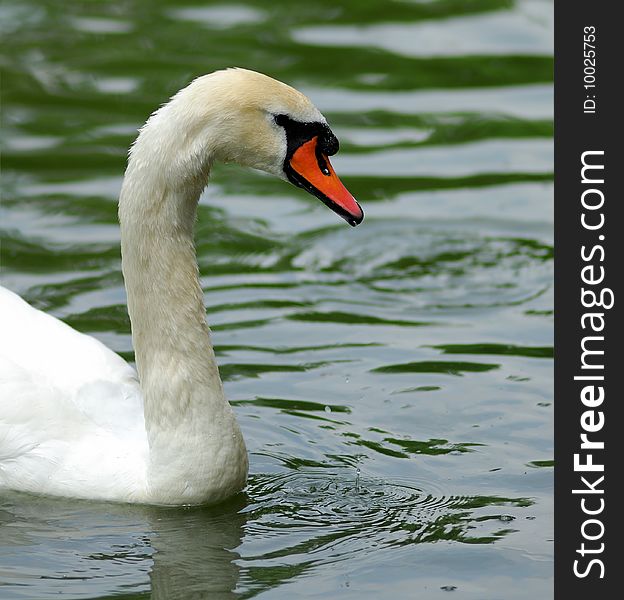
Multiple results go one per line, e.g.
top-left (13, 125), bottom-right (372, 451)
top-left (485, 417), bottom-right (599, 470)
top-left (0, 68), bottom-right (363, 505)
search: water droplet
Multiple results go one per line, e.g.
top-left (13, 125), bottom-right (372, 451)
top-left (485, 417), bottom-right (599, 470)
top-left (441, 585), bottom-right (457, 592)
top-left (325, 405), bottom-right (331, 413)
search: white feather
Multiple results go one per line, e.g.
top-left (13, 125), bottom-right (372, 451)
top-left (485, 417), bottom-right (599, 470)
top-left (0, 286), bottom-right (148, 501)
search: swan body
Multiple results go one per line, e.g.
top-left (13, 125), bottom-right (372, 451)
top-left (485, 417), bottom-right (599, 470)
top-left (0, 68), bottom-right (363, 505)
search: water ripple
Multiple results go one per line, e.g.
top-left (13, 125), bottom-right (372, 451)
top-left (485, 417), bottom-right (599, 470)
top-left (243, 469), bottom-right (533, 567)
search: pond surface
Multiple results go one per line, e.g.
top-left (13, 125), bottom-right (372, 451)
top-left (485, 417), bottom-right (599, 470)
top-left (0, 0), bottom-right (553, 598)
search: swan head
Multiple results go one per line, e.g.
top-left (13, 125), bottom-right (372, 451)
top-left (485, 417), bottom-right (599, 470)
top-left (159, 68), bottom-right (364, 227)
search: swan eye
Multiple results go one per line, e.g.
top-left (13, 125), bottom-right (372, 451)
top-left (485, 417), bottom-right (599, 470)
top-left (318, 132), bottom-right (339, 157)
top-left (273, 115), bottom-right (338, 155)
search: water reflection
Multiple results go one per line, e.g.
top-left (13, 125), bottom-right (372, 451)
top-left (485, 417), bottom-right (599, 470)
top-left (1, 473), bottom-right (533, 599)
top-left (293, 1), bottom-right (553, 57)
top-left (0, 491), bottom-right (246, 599)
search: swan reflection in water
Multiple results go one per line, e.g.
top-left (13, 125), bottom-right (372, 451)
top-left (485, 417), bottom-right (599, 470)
top-left (0, 490), bottom-right (248, 599)
top-left (1, 471), bottom-right (533, 599)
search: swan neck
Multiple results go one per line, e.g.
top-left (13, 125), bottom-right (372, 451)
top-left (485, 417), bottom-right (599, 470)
top-left (119, 170), bottom-right (247, 503)
top-left (118, 93), bottom-right (220, 393)
top-left (120, 179), bottom-right (216, 391)
top-left (116, 91), bottom-right (248, 504)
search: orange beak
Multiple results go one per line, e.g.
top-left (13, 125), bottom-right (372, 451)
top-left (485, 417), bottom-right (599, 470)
top-left (288, 136), bottom-right (363, 227)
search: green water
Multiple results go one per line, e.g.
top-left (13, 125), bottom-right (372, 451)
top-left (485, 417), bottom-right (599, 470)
top-left (0, 0), bottom-right (553, 598)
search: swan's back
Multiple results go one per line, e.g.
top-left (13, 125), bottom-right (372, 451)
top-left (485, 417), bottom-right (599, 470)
top-left (0, 287), bottom-right (149, 501)
top-left (0, 287), bottom-right (134, 391)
